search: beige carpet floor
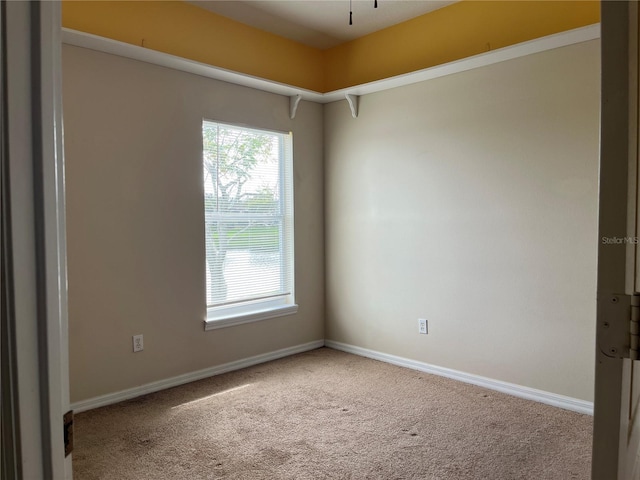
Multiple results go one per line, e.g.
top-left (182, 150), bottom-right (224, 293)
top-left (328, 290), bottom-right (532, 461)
top-left (73, 347), bottom-right (592, 479)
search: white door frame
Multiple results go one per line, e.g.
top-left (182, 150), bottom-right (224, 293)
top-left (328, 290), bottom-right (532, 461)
top-left (2, 1), bottom-right (71, 478)
top-left (592, 2), bottom-right (640, 479)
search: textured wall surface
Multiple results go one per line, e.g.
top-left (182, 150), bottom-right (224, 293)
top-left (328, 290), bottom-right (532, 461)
top-left (63, 45), bottom-right (325, 402)
top-left (324, 40), bottom-right (600, 401)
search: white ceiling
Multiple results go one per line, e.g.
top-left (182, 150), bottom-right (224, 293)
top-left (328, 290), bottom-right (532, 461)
top-left (188, 1), bottom-right (456, 49)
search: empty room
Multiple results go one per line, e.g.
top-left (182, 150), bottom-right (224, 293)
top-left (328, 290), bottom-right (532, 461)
top-left (9, 0), bottom-right (640, 478)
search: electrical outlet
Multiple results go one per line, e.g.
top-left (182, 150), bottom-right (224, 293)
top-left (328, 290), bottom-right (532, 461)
top-left (133, 334), bottom-right (144, 352)
top-left (418, 319), bottom-right (428, 335)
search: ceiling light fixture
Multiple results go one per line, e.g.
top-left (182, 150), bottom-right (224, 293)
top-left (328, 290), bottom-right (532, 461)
top-left (349, 0), bottom-right (379, 25)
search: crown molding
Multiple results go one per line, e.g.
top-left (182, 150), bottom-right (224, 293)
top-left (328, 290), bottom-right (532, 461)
top-left (62, 24), bottom-right (599, 105)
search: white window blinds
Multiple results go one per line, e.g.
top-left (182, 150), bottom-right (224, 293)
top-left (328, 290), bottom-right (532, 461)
top-left (202, 121), bottom-right (294, 312)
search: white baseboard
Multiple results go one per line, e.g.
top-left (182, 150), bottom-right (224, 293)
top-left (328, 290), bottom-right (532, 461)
top-left (72, 338), bottom-right (593, 416)
top-left (324, 340), bottom-right (593, 416)
top-left (71, 340), bottom-right (325, 413)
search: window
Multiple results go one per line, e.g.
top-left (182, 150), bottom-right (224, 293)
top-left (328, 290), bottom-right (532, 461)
top-left (202, 121), bottom-right (296, 330)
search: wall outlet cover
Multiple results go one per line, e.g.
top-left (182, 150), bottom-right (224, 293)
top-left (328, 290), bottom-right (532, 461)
top-left (418, 319), bottom-right (428, 334)
top-left (133, 334), bottom-right (144, 352)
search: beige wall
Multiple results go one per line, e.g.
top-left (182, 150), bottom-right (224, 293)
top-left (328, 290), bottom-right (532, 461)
top-left (62, 45), bottom-right (325, 403)
top-left (64, 38), bottom-right (599, 404)
top-left (324, 40), bottom-right (600, 401)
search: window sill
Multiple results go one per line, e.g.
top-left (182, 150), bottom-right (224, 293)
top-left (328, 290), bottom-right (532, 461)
top-left (204, 304), bottom-right (298, 331)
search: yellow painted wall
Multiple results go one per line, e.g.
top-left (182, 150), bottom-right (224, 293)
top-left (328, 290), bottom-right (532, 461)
top-left (324, 1), bottom-right (600, 91)
top-left (62, 1), bottom-right (600, 93)
top-left (62, 1), bottom-right (325, 92)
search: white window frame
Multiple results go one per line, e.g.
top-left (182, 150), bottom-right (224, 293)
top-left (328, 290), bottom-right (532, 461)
top-left (203, 121), bottom-right (297, 331)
